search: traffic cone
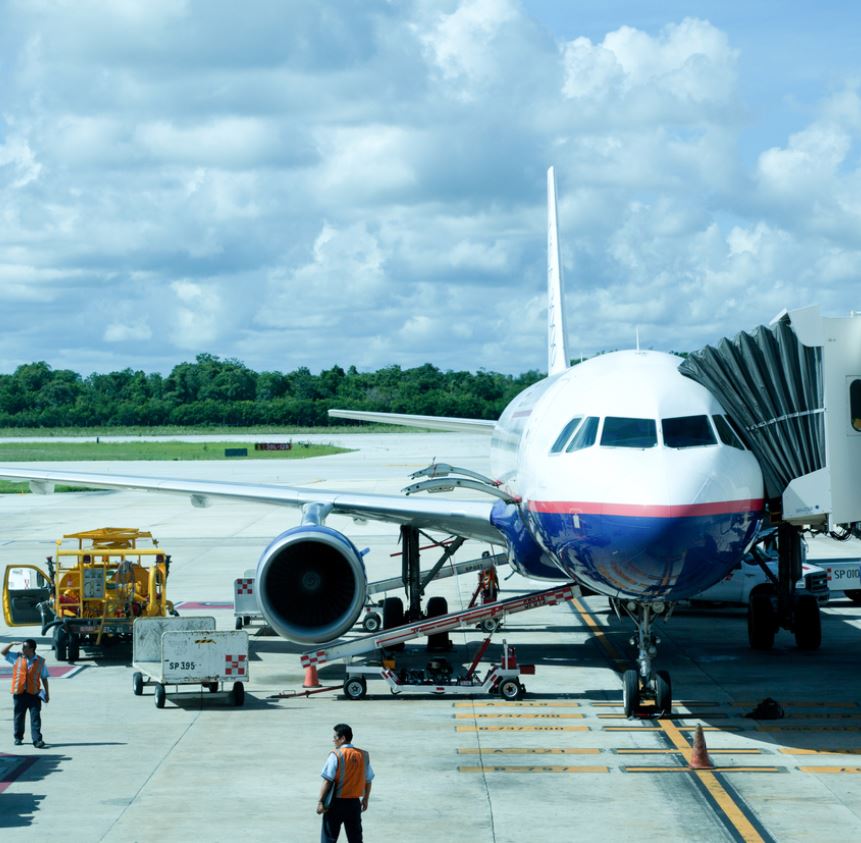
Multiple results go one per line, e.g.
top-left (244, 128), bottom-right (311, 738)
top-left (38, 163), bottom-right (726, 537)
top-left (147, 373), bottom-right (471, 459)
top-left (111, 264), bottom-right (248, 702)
top-left (303, 664), bottom-right (321, 688)
top-left (688, 724), bottom-right (714, 769)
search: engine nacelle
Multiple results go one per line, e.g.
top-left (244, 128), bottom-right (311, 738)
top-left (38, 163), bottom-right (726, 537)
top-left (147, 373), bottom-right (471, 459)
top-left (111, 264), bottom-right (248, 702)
top-left (255, 525), bottom-right (367, 644)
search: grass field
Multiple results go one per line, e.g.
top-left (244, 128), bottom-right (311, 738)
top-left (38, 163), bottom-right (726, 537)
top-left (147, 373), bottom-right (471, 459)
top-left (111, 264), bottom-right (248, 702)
top-left (0, 424), bottom-right (411, 437)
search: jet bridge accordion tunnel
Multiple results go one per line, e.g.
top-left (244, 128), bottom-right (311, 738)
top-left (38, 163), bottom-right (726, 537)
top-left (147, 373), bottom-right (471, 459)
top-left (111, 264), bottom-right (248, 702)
top-left (679, 306), bottom-right (861, 533)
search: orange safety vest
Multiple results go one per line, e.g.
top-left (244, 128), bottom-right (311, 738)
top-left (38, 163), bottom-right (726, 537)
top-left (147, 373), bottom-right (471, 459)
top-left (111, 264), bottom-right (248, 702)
top-left (331, 746), bottom-right (369, 799)
top-left (10, 655), bottom-right (44, 695)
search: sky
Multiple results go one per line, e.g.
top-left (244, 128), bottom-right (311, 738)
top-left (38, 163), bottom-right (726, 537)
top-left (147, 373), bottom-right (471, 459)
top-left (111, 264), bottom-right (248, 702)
top-left (1, 0), bottom-right (860, 377)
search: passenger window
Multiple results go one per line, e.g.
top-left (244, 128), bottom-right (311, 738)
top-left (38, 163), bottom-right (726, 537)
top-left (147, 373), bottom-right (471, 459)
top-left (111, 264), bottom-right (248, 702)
top-left (713, 415), bottom-right (745, 450)
top-left (851, 379), bottom-right (861, 432)
top-left (600, 417), bottom-right (657, 448)
top-left (662, 415), bottom-right (716, 448)
top-left (550, 417), bottom-right (582, 453)
top-left (566, 416), bottom-right (599, 451)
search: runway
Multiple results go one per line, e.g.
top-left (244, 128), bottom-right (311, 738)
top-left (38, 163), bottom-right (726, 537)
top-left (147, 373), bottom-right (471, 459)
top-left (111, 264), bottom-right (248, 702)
top-left (2, 433), bottom-right (861, 842)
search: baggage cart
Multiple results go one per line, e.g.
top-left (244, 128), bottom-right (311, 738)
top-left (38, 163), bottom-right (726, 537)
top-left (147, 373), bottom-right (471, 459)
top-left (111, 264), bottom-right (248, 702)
top-left (233, 569), bottom-right (265, 630)
top-left (131, 616), bottom-right (249, 708)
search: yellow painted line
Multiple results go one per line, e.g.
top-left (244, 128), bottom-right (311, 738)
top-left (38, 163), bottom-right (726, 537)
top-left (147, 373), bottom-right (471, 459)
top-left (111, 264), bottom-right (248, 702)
top-left (736, 700), bottom-right (858, 708)
top-left (591, 701), bottom-right (718, 708)
top-left (758, 725), bottom-right (861, 733)
top-left (798, 766), bottom-right (861, 774)
top-left (615, 748), bottom-right (762, 755)
top-left (571, 597), bottom-right (629, 670)
top-left (456, 712), bottom-right (585, 719)
top-left (457, 747), bottom-right (601, 755)
top-left (455, 725), bottom-right (589, 732)
top-left (603, 726), bottom-right (725, 732)
top-left (597, 712), bottom-right (727, 720)
top-left (659, 719), bottom-right (768, 842)
top-left (781, 713), bottom-right (861, 720)
top-left (779, 747), bottom-right (861, 755)
top-left (624, 766), bottom-right (782, 774)
top-left (459, 765), bottom-right (609, 774)
top-left (454, 701), bottom-right (580, 708)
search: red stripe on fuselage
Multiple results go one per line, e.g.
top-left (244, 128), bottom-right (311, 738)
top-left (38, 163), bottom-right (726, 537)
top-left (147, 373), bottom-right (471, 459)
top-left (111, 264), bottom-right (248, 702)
top-left (528, 499), bottom-right (764, 518)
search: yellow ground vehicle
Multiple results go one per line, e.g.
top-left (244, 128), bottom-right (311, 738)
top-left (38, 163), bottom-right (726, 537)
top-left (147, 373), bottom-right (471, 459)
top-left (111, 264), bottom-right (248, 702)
top-left (2, 528), bottom-right (176, 662)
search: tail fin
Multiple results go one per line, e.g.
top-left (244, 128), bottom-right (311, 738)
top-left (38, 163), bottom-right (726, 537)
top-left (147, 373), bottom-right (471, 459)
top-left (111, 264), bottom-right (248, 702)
top-left (546, 166), bottom-right (570, 375)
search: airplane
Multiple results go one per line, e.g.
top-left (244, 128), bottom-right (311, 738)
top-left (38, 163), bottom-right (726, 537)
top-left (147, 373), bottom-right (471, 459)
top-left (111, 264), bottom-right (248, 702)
top-left (0, 167), bottom-right (765, 716)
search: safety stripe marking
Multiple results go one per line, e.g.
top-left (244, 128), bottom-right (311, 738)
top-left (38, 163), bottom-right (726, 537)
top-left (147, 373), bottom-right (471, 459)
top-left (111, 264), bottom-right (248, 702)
top-left (597, 712), bottom-right (729, 720)
top-left (455, 713), bottom-right (585, 720)
top-left (797, 766), bottom-right (861, 773)
top-left (658, 719), bottom-right (773, 843)
top-left (757, 725), bottom-right (861, 733)
top-left (614, 748), bottom-right (763, 755)
top-left (458, 765), bottom-right (609, 774)
top-left (603, 726), bottom-right (726, 732)
top-left (457, 747), bottom-right (601, 755)
top-left (779, 747), bottom-right (861, 755)
top-left (623, 766), bottom-right (783, 774)
top-left (455, 725), bottom-right (589, 732)
top-left (453, 701), bottom-right (580, 708)
top-left (591, 700), bottom-right (718, 708)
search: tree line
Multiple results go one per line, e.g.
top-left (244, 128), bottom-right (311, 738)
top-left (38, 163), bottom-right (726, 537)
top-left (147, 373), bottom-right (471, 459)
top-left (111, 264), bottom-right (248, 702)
top-left (0, 355), bottom-right (544, 428)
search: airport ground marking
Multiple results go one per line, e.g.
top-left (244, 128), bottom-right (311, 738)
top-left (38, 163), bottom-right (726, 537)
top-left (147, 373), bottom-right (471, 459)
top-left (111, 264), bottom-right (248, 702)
top-left (797, 766), bottom-right (861, 774)
top-left (0, 754), bottom-right (39, 794)
top-left (455, 725), bottom-right (589, 732)
top-left (453, 701), bottom-right (580, 708)
top-left (457, 747), bottom-right (602, 755)
top-left (570, 598), bottom-right (629, 672)
top-left (736, 700), bottom-right (859, 708)
top-left (779, 747), bottom-right (861, 755)
top-left (614, 748), bottom-right (763, 755)
top-left (757, 725), bottom-right (861, 732)
top-left (623, 766), bottom-right (783, 774)
top-left (456, 712), bottom-right (585, 720)
top-left (458, 765), bottom-right (609, 774)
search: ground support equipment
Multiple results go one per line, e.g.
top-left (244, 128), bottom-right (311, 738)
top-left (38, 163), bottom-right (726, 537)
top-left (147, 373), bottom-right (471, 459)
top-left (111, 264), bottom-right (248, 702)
top-left (233, 569), bottom-right (265, 631)
top-left (131, 616), bottom-right (248, 708)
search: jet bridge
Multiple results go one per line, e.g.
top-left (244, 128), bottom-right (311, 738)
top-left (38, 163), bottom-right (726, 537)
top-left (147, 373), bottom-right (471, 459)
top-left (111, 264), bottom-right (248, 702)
top-left (680, 306), bottom-right (861, 531)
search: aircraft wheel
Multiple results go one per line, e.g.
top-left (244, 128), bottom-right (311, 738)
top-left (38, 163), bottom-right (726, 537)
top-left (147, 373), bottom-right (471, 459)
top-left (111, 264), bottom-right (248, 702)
top-left (243, 615), bottom-right (252, 625)
top-left (67, 633), bottom-right (80, 663)
top-left (53, 626), bottom-right (68, 662)
top-left (655, 670), bottom-right (672, 717)
top-left (382, 597), bottom-right (405, 651)
top-left (232, 682), bottom-right (245, 707)
top-left (132, 671), bottom-right (144, 696)
top-left (844, 589), bottom-right (861, 605)
top-left (794, 594), bottom-right (821, 650)
top-left (623, 669), bottom-right (639, 717)
top-left (748, 588), bottom-right (776, 650)
top-left (235, 617), bottom-right (243, 630)
top-left (362, 612), bottom-right (382, 633)
top-left (426, 596), bottom-right (450, 651)
top-left (154, 683), bottom-right (166, 709)
top-left (343, 676), bottom-right (368, 700)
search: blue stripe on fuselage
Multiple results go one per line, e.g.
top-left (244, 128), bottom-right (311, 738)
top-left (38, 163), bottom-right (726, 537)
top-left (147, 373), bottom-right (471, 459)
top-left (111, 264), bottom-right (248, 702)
top-left (530, 509), bottom-right (761, 600)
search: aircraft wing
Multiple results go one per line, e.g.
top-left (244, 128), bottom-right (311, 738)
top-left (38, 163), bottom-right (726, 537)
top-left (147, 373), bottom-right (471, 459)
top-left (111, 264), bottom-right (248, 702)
top-left (0, 465), bottom-right (502, 544)
top-left (328, 409), bottom-right (495, 434)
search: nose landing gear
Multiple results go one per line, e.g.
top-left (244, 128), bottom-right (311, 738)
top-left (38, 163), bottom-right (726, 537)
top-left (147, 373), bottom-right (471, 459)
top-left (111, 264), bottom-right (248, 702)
top-left (617, 601), bottom-right (674, 718)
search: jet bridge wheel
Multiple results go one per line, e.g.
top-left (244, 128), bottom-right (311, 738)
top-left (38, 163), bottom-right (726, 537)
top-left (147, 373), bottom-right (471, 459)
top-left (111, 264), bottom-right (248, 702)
top-left (655, 671), bottom-right (672, 717)
top-left (622, 669), bottom-right (640, 717)
top-left (794, 594), bottom-right (822, 650)
top-left (748, 587), bottom-right (776, 650)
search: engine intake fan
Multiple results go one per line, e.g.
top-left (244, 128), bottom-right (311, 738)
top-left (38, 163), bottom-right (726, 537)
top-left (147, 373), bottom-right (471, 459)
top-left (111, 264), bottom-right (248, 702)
top-left (255, 525), bottom-right (367, 644)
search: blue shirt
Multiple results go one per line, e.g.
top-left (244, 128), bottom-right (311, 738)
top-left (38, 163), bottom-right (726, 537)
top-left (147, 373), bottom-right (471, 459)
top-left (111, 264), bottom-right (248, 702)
top-left (4, 651), bottom-right (50, 679)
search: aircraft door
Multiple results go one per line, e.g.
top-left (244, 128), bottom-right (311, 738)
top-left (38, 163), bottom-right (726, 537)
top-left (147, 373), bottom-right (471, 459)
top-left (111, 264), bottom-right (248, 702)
top-left (2, 565), bottom-right (51, 626)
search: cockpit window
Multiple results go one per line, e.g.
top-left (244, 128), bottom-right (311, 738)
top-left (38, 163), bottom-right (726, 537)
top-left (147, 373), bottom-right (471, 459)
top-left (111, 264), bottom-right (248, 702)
top-left (851, 379), bottom-right (861, 432)
top-left (566, 416), bottom-right (599, 451)
top-left (550, 417), bottom-right (582, 453)
top-left (713, 414), bottom-right (745, 450)
top-left (662, 415), bottom-right (716, 448)
top-left (600, 417), bottom-right (657, 448)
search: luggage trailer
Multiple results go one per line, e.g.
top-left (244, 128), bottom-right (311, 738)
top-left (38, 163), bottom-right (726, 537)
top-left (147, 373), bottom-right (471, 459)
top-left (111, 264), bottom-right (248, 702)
top-left (298, 583), bottom-right (581, 700)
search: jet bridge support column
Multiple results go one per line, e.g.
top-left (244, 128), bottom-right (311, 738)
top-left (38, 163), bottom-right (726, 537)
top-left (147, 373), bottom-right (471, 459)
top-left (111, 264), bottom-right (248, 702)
top-left (401, 525), bottom-right (422, 621)
top-left (776, 522), bottom-right (803, 625)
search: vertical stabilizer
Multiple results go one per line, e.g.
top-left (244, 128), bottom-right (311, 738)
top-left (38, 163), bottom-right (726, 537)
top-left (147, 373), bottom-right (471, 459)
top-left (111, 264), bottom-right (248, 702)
top-left (546, 166), bottom-right (570, 375)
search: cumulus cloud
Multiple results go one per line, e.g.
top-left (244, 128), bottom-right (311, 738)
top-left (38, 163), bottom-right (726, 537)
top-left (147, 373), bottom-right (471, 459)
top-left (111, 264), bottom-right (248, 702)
top-left (0, 2), bottom-right (859, 377)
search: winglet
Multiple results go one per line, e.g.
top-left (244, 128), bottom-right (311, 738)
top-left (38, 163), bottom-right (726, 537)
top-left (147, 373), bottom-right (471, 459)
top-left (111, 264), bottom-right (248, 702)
top-left (546, 166), bottom-right (570, 375)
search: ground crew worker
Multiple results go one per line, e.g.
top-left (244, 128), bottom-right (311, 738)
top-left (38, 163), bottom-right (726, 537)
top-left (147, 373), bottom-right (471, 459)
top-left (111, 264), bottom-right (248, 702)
top-left (317, 722), bottom-right (374, 843)
top-left (3, 639), bottom-right (50, 748)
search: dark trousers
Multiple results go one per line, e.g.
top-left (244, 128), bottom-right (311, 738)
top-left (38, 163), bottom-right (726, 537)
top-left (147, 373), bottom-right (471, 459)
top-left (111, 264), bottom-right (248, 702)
top-left (12, 692), bottom-right (42, 743)
top-left (321, 798), bottom-right (362, 843)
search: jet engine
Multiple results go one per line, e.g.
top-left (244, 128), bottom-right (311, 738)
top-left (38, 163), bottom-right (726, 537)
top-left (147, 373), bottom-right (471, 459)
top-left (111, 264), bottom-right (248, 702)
top-left (255, 525), bottom-right (367, 644)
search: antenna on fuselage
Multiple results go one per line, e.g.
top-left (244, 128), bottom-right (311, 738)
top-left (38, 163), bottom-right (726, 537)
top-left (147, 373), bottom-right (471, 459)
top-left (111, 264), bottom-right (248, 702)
top-left (546, 166), bottom-right (570, 375)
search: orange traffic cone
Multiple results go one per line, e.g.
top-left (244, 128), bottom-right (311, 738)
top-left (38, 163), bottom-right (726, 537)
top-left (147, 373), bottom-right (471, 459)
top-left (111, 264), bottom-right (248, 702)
top-left (688, 724), bottom-right (714, 769)
top-left (303, 665), bottom-right (321, 688)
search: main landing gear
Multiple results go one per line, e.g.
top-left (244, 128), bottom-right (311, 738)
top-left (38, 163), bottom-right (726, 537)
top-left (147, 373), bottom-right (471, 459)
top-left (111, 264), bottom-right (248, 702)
top-left (615, 601), bottom-right (674, 718)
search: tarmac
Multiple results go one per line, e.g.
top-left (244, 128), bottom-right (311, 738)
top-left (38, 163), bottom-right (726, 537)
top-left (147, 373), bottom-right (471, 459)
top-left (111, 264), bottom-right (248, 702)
top-left (2, 432), bottom-right (861, 842)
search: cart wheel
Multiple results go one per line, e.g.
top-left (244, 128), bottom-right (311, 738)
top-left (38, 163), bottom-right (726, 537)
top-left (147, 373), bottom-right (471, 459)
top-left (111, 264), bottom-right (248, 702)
top-left (53, 626), bottom-right (68, 662)
top-left (235, 617), bottom-right (243, 630)
top-left (67, 634), bottom-right (80, 663)
top-left (232, 682), bottom-right (245, 707)
top-left (498, 679), bottom-right (522, 701)
top-left (154, 683), bottom-right (166, 708)
top-left (362, 612), bottom-right (382, 633)
top-left (207, 682), bottom-right (219, 693)
top-left (132, 671), bottom-right (144, 696)
top-left (479, 617), bottom-right (500, 634)
top-left (343, 676), bottom-right (368, 700)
